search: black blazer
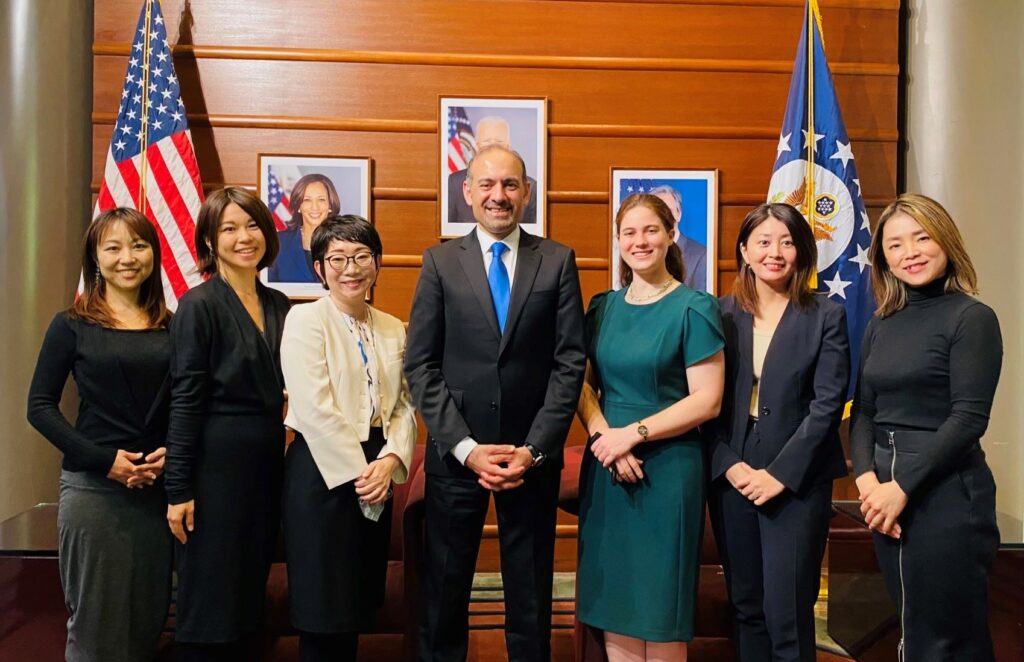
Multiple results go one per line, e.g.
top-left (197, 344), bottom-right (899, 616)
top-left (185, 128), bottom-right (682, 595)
top-left (404, 228), bottom-right (586, 478)
top-left (709, 294), bottom-right (850, 494)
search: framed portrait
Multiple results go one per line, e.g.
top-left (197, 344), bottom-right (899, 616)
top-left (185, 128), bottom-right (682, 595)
top-left (257, 154), bottom-right (372, 298)
top-left (609, 168), bottom-right (719, 294)
top-left (439, 96), bottom-right (547, 238)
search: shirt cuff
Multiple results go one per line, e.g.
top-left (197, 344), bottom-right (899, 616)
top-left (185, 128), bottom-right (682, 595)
top-left (451, 437), bottom-right (478, 465)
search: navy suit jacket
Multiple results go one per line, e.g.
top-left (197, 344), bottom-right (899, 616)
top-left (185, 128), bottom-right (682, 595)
top-left (404, 228), bottom-right (586, 478)
top-left (268, 227), bottom-right (318, 283)
top-left (709, 294), bottom-right (850, 494)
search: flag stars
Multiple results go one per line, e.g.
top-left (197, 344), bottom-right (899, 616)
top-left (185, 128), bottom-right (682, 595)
top-left (154, 15), bottom-right (164, 25)
top-left (120, 124), bottom-right (133, 135)
top-left (121, 89), bottom-right (129, 99)
top-left (126, 109), bottom-right (137, 120)
top-left (129, 57), bottom-right (139, 68)
top-left (850, 244), bottom-right (872, 273)
top-left (853, 178), bottom-right (862, 196)
top-left (860, 210), bottom-right (871, 232)
top-left (171, 110), bottom-right (183, 122)
top-left (156, 103), bottom-right (168, 114)
top-left (152, 119), bottom-right (163, 130)
top-left (157, 51), bottom-right (169, 63)
top-left (151, 66), bottom-right (163, 77)
top-left (802, 129), bottom-right (825, 154)
top-left (776, 132), bottom-right (792, 159)
top-left (161, 89), bottom-right (172, 100)
top-left (132, 94), bottom-right (142, 104)
top-left (149, 82), bottom-right (158, 93)
top-left (167, 74), bottom-right (177, 86)
top-left (823, 272), bottom-right (853, 300)
top-left (831, 140), bottom-right (855, 170)
top-left (114, 139), bottom-right (126, 151)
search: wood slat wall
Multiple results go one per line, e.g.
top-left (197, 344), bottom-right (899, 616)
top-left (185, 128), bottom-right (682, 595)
top-left (92, 1), bottom-right (899, 547)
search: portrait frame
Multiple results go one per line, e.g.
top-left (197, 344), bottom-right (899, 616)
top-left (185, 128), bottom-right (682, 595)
top-left (257, 153), bottom-right (373, 299)
top-left (609, 168), bottom-right (719, 294)
top-left (438, 95), bottom-right (547, 239)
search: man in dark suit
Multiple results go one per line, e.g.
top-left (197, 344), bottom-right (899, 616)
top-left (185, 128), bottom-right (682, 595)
top-left (651, 184), bottom-right (709, 292)
top-left (405, 145), bottom-right (586, 662)
top-left (447, 116), bottom-right (538, 225)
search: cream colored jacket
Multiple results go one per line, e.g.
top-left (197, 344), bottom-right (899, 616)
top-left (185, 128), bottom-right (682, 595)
top-left (281, 297), bottom-right (416, 489)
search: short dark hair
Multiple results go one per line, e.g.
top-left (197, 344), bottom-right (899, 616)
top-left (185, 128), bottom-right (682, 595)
top-left (732, 203), bottom-right (817, 315)
top-left (194, 187), bottom-right (280, 277)
top-left (285, 174), bottom-right (341, 232)
top-left (309, 215), bottom-right (382, 290)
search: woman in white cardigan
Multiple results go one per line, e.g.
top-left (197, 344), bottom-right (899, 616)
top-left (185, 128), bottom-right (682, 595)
top-left (280, 215), bottom-right (416, 662)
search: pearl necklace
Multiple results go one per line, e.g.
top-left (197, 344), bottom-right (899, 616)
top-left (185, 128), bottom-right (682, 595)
top-left (626, 279), bottom-right (676, 303)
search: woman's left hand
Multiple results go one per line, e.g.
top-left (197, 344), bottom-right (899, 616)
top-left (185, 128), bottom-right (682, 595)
top-left (860, 480), bottom-right (907, 537)
top-left (355, 454), bottom-right (400, 504)
top-left (127, 447), bottom-right (166, 488)
top-left (590, 427), bottom-right (639, 468)
top-left (735, 469), bottom-right (786, 506)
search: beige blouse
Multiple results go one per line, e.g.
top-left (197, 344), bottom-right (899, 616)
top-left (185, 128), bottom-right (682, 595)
top-left (749, 327), bottom-right (775, 418)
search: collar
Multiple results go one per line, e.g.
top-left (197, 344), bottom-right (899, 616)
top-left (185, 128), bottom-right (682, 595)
top-left (476, 225), bottom-right (520, 257)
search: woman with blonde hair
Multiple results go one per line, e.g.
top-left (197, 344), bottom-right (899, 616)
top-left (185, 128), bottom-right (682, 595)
top-left (850, 193), bottom-right (1002, 661)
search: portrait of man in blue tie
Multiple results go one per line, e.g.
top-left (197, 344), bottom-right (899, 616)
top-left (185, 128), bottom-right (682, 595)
top-left (404, 144), bottom-right (586, 661)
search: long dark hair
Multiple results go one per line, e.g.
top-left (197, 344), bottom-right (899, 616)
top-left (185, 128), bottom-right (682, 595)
top-left (732, 203), bottom-right (816, 315)
top-left (69, 208), bottom-right (170, 329)
top-left (615, 194), bottom-right (685, 287)
top-left (285, 174), bottom-right (341, 232)
top-left (194, 187), bottom-right (280, 277)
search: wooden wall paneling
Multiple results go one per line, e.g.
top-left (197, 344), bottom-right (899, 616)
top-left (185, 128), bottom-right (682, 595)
top-left (92, 57), bottom-right (898, 133)
top-left (94, 0), bottom-right (898, 63)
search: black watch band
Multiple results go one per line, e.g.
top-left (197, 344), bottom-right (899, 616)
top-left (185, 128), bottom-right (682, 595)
top-left (524, 443), bottom-right (546, 467)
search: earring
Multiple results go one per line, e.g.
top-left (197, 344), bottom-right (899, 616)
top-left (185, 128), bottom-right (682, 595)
top-left (95, 266), bottom-right (102, 281)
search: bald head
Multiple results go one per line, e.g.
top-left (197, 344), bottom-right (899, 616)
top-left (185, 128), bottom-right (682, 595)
top-left (466, 145), bottom-right (528, 184)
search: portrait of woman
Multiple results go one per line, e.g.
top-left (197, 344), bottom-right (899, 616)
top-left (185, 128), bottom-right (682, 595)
top-left (708, 202), bottom-right (850, 662)
top-left (280, 215), bottom-right (416, 661)
top-left (164, 187), bottom-right (291, 660)
top-left (268, 173), bottom-right (341, 284)
top-left (576, 193), bottom-right (725, 661)
top-left (851, 193), bottom-right (1002, 661)
top-left (27, 207), bottom-right (173, 661)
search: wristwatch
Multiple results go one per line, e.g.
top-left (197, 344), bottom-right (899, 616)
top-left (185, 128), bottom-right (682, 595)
top-left (524, 443), bottom-right (546, 468)
top-left (637, 421), bottom-right (649, 443)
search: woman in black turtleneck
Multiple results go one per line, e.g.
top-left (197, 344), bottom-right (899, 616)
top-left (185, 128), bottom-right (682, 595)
top-left (850, 193), bottom-right (1002, 661)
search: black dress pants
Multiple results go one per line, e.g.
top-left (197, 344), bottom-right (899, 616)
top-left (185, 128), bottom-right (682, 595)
top-left (708, 423), bottom-right (831, 662)
top-left (417, 466), bottom-right (561, 662)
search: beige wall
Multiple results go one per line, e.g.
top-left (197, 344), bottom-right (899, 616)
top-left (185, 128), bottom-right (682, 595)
top-left (904, 0), bottom-right (1024, 541)
top-left (0, 0), bottom-right (93, 521)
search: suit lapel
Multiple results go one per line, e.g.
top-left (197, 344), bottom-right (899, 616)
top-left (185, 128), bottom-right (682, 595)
top-left (499, 231), bottom-right (541, 356)
top-left (760, 299), bottom-right (797, 384)
top-left (457, 229), bottom-right (502, 339)
top-left (733, 307), bottom-right (755, 450)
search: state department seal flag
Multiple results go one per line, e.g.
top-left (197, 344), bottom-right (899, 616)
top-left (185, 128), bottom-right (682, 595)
top-left (93, 0), bottom-right (204, 310)
top-left (768, 0), bottom-right (874, 399)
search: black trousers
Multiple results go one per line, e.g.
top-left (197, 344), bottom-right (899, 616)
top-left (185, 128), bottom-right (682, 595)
top-left (708, 422), bottom-right (831, 662)
top-left (872, 431), bottom-right (998, 662)
top-left (417, 466), bottom-right (561, 662)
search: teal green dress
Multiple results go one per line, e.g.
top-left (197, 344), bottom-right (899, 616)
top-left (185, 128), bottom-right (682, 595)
top-left (576, 285), bottom-right (724, 642)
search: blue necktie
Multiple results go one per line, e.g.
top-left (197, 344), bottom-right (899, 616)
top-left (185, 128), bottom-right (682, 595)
top-left (488, 242), bottom-right (510, 332)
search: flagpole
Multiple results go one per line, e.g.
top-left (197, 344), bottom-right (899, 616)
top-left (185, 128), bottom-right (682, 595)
top-left (137, 0), bottom-right (153, 216)
top-left (805, 0), bottom-right (817, 287)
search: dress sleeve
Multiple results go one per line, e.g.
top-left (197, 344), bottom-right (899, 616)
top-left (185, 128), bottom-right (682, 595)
top-left (849, 317), bottom-right (879, 477)
top-left (583, 290), bottom-right (611, 352)
top-left (682, 291), bottom-right (725, 367)
top-left (26, 313), bottom-right (118, 472)
top-left (164, 295), bottom-right (212, 504)
top-left (896, 302), bottom-right (1003, 496)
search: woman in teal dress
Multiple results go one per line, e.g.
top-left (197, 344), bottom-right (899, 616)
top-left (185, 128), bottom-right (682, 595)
top-left (577, 193), bottom-right (725, 661)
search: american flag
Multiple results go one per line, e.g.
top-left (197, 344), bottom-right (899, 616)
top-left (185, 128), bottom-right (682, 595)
top-left (267, 168), bottom-right (291, 231)
top-left (446, 107), bottom-right (476, 173)
top-left (94, 0), bottom-right (203, 309)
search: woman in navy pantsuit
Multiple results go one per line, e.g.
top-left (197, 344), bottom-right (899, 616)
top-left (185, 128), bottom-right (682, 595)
top-left (708, 203), bottom-right (850, 662)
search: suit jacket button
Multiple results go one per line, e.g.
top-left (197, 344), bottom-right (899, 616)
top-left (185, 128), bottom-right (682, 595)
top-left (490, 402), bottom-right (498, 410)
top-left (760, 406), bottom-right (770, 417)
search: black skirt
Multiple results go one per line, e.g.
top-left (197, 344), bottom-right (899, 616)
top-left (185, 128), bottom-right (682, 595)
top-left (283, 428), bottom-right (393, 633)
top-left (174, 413), bottom-right (285, 642)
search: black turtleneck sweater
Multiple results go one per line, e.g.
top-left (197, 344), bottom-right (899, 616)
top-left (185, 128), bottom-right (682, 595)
top-left (850, 280), bottom-right (1003, 496)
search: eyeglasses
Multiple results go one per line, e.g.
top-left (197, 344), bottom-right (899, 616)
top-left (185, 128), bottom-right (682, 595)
top-left (325, 252), bottom-right (376, 270)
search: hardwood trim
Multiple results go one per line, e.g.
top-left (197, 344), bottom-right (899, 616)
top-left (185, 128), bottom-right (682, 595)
top-left (92, 112), bottom-right (897, 143)
top-left (92, 43), bottom-right (899, 76)
top-left (483, 524), bottom-right (577, 539)
top-left (553, 0), bottom-right (899, 9)
top-left (92, 182), bottom-right (890, 207)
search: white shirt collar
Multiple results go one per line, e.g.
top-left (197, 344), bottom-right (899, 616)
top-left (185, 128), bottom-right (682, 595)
top-left (476, 225), bottom-right (520, 256)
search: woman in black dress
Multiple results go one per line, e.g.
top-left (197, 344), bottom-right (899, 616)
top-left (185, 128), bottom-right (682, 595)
top-left (280, 216), bottom-right (416, 661)
top-left (851, 193), bottom-right (1002, 661)
top-left (709, 203), bottom-right (849, 662)
top-left (165, 187), bottom-right (290, 660)
top-left (28, 208), bottom-right (173, 661)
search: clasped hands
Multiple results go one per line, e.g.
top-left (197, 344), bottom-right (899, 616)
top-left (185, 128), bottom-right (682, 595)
top-left (467, 444), bottom-right (533, 491)
top-left (107, 447), bottom-right (166, 489)
top-left (725, 462), bottom-right (785, 506)
top-left (855, 472), bottom-right (906, 539)
top-left (589, 427), bottom-right (645, 484)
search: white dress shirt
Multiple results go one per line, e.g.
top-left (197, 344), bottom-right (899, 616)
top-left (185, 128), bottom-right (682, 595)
top-left (451, 225), bottom-right (521, 465)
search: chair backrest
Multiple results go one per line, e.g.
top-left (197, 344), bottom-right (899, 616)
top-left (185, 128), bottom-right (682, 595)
top-left (387, 444), bottom-right (425, 560)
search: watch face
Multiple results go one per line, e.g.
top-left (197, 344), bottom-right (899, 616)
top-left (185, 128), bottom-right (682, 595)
top-left (638, 424), bottom-right (649, 437)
